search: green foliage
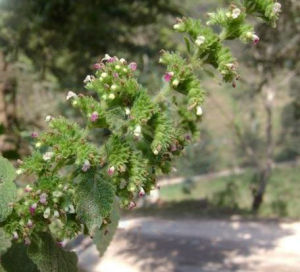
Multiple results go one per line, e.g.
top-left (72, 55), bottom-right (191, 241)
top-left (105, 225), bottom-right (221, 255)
top-left (75, 172), bottom-right (114, 236)
top-left (1, 243), bottom-right (39, 272)
top-left (0, 228), bottom-right (11, 255)
top-left (0, 180), bottom-right (17, 222)
top-left (0, 0), bottom-right (280, 268)
top-left (93, 199), bottom-right (120, 256)
top-left (28, 232), bottom-right (78, 272)
top-left (0, 156), bottom-right (16, 183)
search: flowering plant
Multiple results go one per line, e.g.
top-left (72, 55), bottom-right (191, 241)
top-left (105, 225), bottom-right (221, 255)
top-left (0, 1), bottom-right (280, 271)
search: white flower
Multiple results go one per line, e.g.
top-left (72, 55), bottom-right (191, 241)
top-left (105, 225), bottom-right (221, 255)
top-left (66, 91), bottom-right (77, 100)
top-left (123, 68), bottom-right (128, 73)
top-left (153, 149), bottom-right (159, 155)
top-left (232, 8), bottom-right (241, 19)
top-left (83, 75), bottom-right (93, 84)
top-left (273, 3), bottom-right (281, 14)
top-left (108, 93), bottom-right (115, 100)
top-left (43, 207), bottom-right (51, 219)
top-left (45, 115), bottom-right (53, 122)
top-left (195, 35), bottom-right (206, 46)
top-left (115, 65), bottom-right (121, 70)
top-left (125, 107), bottom-right (131, 115)
top-left (16, 169), bottom-right (24, 175)
top-left (134, 125), bottom-right (142, 137)
top-left (101, 72), bottom-right (108, 78)
top-left (173, 23), bottom-right (183, 31)
top-left (35, 142), bottom-right (42, 148)
top-left (12, 231), bottom-right (19, 240)
top-left (102, 54), bottom-right (111, 61)
top-left (196, 106), bottom-right (203, 116)
top-left (120, 58), bottom-right (126, 64)
top-left (82, 160), bottom-right (91, 172)
top-left (43, 152), bottom-right (54, 161)
top-left (53, 210), bottom-right (60, 217)
top-left (172, 79), bottom-right (179, 87)
top-left (69, 204), bottom-right (75, 214)
top-left (111, 84), bottom-right (117, 91)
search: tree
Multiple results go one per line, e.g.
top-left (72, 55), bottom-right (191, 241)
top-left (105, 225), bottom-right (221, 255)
top-left (229, 0), bottom-right (299, 211)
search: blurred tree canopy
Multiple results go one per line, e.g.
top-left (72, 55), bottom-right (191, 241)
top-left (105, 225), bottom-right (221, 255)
top-left (0, 0), bottom-right (180, 87)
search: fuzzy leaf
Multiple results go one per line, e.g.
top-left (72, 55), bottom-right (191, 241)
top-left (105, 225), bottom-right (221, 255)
top-left (28, 232), bottom-right (78, 272)
top-left (0, 228), bottom-right (11, 255)
top-left (76, 173), bottom-right (114, 235)
top-left (0, 156), bottom-right (16, 184)
top-left (0, 181), bottom-right (17, 222)
top-left (93, 199), bottom-right (120, 256)
top-left (1, 243), bottom-right (39, 272)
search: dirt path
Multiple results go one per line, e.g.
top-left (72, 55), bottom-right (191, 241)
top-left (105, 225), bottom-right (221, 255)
top-left (71, 217), bottom-right (300, 272)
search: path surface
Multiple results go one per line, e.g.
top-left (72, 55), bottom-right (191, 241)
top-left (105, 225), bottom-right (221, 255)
top-left (71, 217), bottom-right (300, 272)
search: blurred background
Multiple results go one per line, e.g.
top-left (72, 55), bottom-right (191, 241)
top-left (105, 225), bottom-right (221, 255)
top-left (0, 0), bottom-right (299, 271)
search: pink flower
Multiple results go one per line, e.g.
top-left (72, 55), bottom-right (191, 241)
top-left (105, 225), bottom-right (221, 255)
top-left (164, 72), bottom-right (174, 82)
top-left (107, 57), bottom-right (116, 63)
top-left (93, 63), bottom-right (103, 70)
top-left (31, 132), bottom-right (38, 138)
top-left (171, 144), bottom-right (177, 152)
top-left (129, 201), bottom-right (136, 209)
top-left (113, 72), bottom-right (119, 78)
top-left (139, 188), bottom-right (145, 197)
top-left (129, 62), bottom-right (137, 71)
top-left (29, 203), bottom-right (37, 215)
top-left (108, 166), bottom-right (115, 176)
top-left (90, 111), bottom-right (99, 122)
top-left (82, 160), bottom-right (91, 172)
top-left (39, 193), bottom-right (48, 204)
top-left (253, 34), bottom-right (260, 45)
top-left (27, 219), bottom-right (33, 228)
top-left (12, 231), bottom-right (19, 240)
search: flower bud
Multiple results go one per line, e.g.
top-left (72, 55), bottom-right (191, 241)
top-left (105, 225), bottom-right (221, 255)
top-left (129, 62), bottom-right (137, 71)
top-left (231, 8), bottom-right (241, 19)
top-left (134, 125), bottom-right (142, 137)
top-left (43, 207), bottom-right (51, 219)
top-left (31, 132), bottom-right (38, 138)
top-left (195, 35), bottom-right (205, 46)
top-left (66, 91), bottom-right (77, 100)
top-left (27, 219), bottom-right (33, 228)
top-left (39, 193), bottom-right (48, 204)
top-left (108, 93), bottom-right (115, 100)
top-left (35, 142), bottom-right (42, 148)
top-left (43, 151), bottom-right (54, 161)
top-left (83, 75), bottom-right (93, 84)
top-left (139, 188), bottom-right (145, 197)
top-left (12, 231), bottom-right (19, 240)
top-left (16, 168), bottom-right (24, 175)
top-left (196, 106), bottom-right (203, 116)
top-left (108, 166), bottom-right (115, 176)
top-left (172, 79), bottom-right (179, 87)
top-left (273, 3), bottom-right (281, 14)
top-left (25, 185), bottom-right (32, 192)
top-left (45, 115), bottom-right (53, 122)
top-left (82, 160), bottom-right (91, 172)
top-left (111, 84), bottom-right (118, 91)
top-left (29, 203), bottom-right (37, 215)
top-left (101, 72), bottom-right (108, 78)
top-left (164, 72), bottom-right (174, 82)
top-left (125, 107), bottom-right (131, 115)
top-left (129, 201), bottom-right (136, 209)
top-left (90, 111), bottom-right (99, 122)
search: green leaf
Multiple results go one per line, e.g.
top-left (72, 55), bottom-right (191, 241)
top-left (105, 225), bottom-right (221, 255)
top-left (184, 36), bottom-right (191, 54)
top-left (0, 228), bottom-right (11, 255)
top-left (28, 232), bottom-right (78, 272)
top-left (0, 181), bottom-right (17, 222)
top-left (1, 243), bottom-right (39, 272)
top-left (76, 173), bottom-right (114, 236)
top-left (93, 198), bottom-right (120, 257)
top-left (0, 156), bottom-right (16, 184)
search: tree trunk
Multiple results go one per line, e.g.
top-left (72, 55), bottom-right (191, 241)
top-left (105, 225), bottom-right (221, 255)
top-left (252, 80), bottom-right (275, 212)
